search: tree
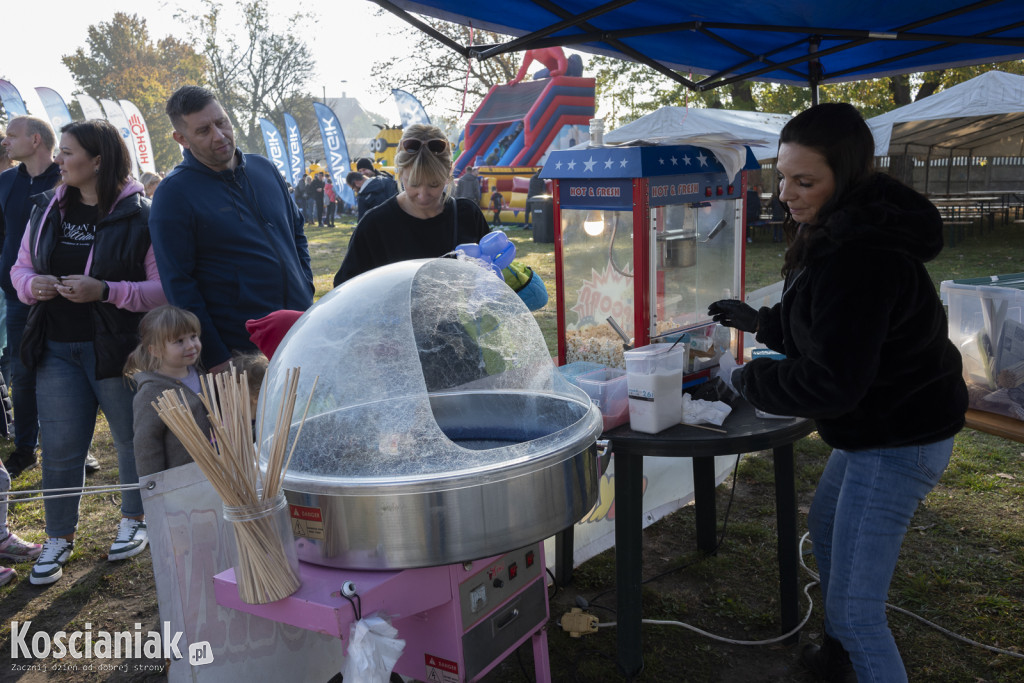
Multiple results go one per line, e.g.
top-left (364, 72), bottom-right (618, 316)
top-left (62, 12), bottom-right (206, 173)
top-left (590, 56), bottom-right (1024, 125)
top-left (183, 0), bottom-right (317, 154)
top-left (369, 14), bottom-right (522, 120)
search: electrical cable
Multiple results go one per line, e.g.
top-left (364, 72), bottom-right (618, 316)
top-left (585, 451), bottom-right (743, 606)
top-left (796, 534), bottom-right (1024, 660)
top-left (588, 530), bottom-right (1024, 659)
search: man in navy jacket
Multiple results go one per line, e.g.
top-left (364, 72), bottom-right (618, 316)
top-left (150, 86), bottom-right (314, 371)
top-left (0, 117), bottom-right (59, 477)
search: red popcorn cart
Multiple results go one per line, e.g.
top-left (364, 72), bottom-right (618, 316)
top-left (541, 141), bottom-right (758, 385)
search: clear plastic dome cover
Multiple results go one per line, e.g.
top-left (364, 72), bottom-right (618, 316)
top-left (258, 257), bottom-right (600, 493)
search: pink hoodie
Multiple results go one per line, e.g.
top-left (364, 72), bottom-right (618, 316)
top-left (11, 179), bottom-right (167, 311)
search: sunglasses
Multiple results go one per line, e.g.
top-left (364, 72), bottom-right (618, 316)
top-left (400, 138), bottom-right (448, 154)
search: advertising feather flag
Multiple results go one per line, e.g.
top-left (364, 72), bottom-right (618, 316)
top-left (77, 94), bottom-right (106, 120)
top-left (0, 80), bottom-right (29, 117)
top-left (119, 100), bottom-right (157, 174)
top-left (392, 89), bottom-right (431, 128)
top-left (34, 87), bottom-right (73, 131)
top-left (283, 113), bottom-right (306, 188)
top-left (312, 102), bottom-right (356, 207)
top-left (100, 99), bottom-right (140, 178)
top-left (258, 118), bottom-right (289, 180)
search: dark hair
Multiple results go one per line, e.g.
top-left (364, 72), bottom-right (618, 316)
top-left (355, 157), bottom-right (374, 171)
top-left (166, 85), bottom-right (218, 130)
top-left (345, 171), bottom-right (364, 187)
top-left (778, 102), bottom-right (875, 277)
top-left (58, 120), bottom-right (131, 216)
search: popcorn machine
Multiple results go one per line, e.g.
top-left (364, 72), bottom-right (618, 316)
top-left (541, 142), bottom-right (758, 384)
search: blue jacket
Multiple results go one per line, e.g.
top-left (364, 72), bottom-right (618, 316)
top-left (150, 149), bottom-right (314, 368)
top-left (356, 175), bottom-right (399, 219)
top-left (0, 162), bottom-right (61, 297)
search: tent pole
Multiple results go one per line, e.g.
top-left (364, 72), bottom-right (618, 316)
top-left (946, 148), bottom-right (953, 195)
top-left (809, 37), bottom-right (821, 106)
top-left (966, 152), bottom-right (973, 193)
top-left (924, 148), bottom-right (932, 195)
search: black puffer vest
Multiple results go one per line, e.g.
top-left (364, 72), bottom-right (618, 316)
top-left (22, 189), bottom-right (152, 379)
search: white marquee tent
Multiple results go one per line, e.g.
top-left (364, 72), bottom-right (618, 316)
top-left (597, 106), bottom-right (792, 161)
top-left (867, 70), bottom-right (1024, 158)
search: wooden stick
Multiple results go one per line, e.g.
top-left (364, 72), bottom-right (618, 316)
top-left (680, 421), bottom-right (728, 434)
top-left (152, 361), bottom-right (317, 604)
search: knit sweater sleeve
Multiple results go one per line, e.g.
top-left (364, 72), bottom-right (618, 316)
top-left (132, 379), bottom-right (170, 478)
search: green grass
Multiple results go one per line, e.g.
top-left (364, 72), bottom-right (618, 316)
top-left (3, 214), bottom-right (1024, 682)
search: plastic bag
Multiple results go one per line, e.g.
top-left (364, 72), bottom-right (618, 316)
top-left (342, 612), bottom-right (406, 683)
top-left (714, 352), bottom-right (741, 398)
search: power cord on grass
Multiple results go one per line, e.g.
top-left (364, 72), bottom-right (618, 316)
top-left (796, 534), bottom-right (1024, 660)
top-left (572, 531), bottom-right (1024, 659)
top-left (582, 452), bottom-right (745, 608)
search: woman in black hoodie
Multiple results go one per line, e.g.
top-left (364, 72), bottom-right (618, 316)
top-left (710, 103), bottom-right (967, 682)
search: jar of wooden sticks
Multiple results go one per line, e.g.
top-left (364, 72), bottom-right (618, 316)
top-left (223, 490), bottom-right (301, 604)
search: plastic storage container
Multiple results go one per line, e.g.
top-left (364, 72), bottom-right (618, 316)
top-left (578, 368), bottom-right (630, 432)
top-left (557, 360), bottom-right (607, 386)
top-left (624, 343), bottom-right (687, 433)
top-left (941, 274), bottom-right (1024, 421)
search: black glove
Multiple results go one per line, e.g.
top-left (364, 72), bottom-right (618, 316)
top-left (708, 299), bottom-right (758, 333)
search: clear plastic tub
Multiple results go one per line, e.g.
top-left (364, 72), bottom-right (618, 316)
top-left (578, 368), bottom-right (630, 431)
top-left (624, 344), bottom-right (686, 433)
top-left (941, 275), bottom-right (1024, 420)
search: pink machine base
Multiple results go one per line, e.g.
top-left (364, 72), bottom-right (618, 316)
top-left (213, 542), bottom-right (551, 683)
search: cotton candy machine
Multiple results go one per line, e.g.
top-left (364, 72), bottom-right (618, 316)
top-left (258, 257), bottom-right (603, 570)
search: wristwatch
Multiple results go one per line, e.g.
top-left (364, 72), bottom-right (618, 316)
top-left (101, 281), bottom-right (110, 302)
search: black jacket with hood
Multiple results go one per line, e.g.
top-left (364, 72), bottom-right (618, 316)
top-left (740, 173), bottom-right (968, 449)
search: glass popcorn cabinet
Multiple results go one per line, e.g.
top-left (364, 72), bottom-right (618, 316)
top-left (541, 143), bottom-right (757, 385)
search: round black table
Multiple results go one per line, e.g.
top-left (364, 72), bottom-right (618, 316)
top-left (604, 398), bottom-right (815, 677)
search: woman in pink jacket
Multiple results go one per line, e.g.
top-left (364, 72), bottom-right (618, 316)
top-left (11, 119), bottom-right (167, 585)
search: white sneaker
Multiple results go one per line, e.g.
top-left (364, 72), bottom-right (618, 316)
top-left (108, 519), bottom-right (148, 561)
top-left (30, 538), bottom-right (74, 586)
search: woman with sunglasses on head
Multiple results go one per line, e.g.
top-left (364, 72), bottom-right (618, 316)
top-left (332, 124), bottom-right (491, 287)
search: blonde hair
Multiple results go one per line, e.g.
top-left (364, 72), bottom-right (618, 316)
top-left (394, 123), bottom-right (453, 194)
top-left (124, 305), bottom-right (202, 376)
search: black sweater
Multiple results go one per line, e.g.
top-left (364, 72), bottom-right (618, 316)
top-left (334, 196), bottom-right (490, 286)
top-left (741, 174), bottom-right (968, 449)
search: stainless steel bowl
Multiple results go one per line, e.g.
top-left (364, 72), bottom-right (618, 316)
top-left (282, 390), bottom-right (603, 569)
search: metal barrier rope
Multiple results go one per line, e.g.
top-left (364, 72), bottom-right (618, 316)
top-left (3, 483), bottom-right (142, 504)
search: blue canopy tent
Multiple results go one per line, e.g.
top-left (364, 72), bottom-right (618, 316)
top-left (371, 0), bottom-right (1024, 99)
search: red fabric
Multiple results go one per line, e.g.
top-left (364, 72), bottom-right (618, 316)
top-left (245, 310), bottom-right (303, 359)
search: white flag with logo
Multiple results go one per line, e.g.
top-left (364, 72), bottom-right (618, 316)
top-left (119, 100), bottom-right (157, 174)
top-left (100, 99), bottom-right (141, 178)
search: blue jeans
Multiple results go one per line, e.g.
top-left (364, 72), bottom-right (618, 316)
top-left (36, 340), bottom-right (142, 537)
top-left (808, 438), bottom-right (954, 683)
top-left (6, 295), bottom-right (38, 452)
top-left (0, 294), bottom-right (8, 384)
